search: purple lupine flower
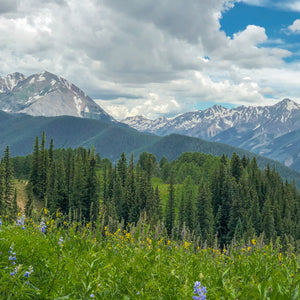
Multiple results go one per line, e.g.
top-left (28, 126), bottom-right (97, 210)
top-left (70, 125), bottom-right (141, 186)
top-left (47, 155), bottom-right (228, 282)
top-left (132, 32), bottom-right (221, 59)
top-left (193, 281), bottom-right (207, 300)
top-left (24, 271), bottom-right (30, 278)
top-left (39, 221), bottom-right (46, 233)
top-left (16, 215), bottom-right (25, 228)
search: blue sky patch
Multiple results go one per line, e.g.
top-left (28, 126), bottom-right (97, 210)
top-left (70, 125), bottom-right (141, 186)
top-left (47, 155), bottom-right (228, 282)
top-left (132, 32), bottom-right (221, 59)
top-left (220, 2), bottom-right (300, 62)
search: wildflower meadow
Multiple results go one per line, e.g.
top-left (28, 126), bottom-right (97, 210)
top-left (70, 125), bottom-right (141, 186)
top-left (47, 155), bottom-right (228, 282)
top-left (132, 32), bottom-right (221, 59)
top-left (0, 211), bottom-right (299, 299)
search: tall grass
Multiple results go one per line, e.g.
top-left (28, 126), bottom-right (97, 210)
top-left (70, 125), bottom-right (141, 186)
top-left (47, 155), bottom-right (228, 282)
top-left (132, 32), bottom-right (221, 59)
top-left (0, 210), bottom-right (299, 299)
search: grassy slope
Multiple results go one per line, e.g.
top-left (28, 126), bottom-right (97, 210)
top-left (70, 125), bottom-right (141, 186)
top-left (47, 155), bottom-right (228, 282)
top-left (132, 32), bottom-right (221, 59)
top-left (0, 214), bottom-right (299, 299)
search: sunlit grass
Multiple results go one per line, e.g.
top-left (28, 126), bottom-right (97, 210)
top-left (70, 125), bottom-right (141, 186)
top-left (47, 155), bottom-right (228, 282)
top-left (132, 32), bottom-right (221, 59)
top-left (0, 211), bottom-right (299, 299)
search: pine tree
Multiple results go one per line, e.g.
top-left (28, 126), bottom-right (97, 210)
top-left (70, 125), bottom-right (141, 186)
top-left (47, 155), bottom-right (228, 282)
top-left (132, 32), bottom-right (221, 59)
top-left (262, 197), bottom-right (275, 242)
top-left (126, 154), bottom-right (137, 223)
top-left (38, 131), bottom-right (49, 201)
top-left (180, 176), bottom-right (195, 231)
top-left (117, 152), bottom-right (127, 187)
top-left (65, 147), bottom-right (74, 206)
top-left (56, 155), bottom-right (68, 214)
top-left (86, 146), bottom-right (99, 220)
top-left (249, 187), bottom-right (261, 234)
top-left (231, 152), bottom-right (243, 182)
top-left (196, 183), bottom-right (214, 245)
top-left (30, 136), bottom-right (40, 195)
top-left (165, 171), bottom-right (175, 236)
top-left (2, 146), bottom-right (14, 214)
top-left (151, 186), bottom-right (162, 224)
top-left (48, 138), bottom-right (54, 165)
top-left (46, 161), bottom-right (58, 212)
top-left (70, 154), bottom-right (87, 220)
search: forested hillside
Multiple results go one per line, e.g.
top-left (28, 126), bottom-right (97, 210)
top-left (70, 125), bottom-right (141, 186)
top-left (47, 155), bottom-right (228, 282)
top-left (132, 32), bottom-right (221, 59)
top-left (3, 134), bottom-right (299, 249)
top-left (1, 110), bottom-right (300, 189)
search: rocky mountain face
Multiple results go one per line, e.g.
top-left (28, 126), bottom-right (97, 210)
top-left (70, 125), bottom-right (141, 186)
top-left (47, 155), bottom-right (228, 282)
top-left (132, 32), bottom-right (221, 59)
top-left (122, 99), bottom-right (300, 171)
top-left (0, 71), bottom-right (115, 122)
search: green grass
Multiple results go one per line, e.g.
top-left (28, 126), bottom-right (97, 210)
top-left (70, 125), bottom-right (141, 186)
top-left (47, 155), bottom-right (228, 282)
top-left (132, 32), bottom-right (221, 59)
top-left (0, 212), bottom-right (299, 299)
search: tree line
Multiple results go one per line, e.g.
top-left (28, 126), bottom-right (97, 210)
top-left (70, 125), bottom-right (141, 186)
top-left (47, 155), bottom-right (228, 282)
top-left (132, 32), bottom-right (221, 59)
top-left (4, 133), bottom-right (300, 248)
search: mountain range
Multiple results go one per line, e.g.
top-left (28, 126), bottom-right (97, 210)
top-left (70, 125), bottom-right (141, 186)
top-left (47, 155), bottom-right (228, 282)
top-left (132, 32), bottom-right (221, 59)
top-left (0, 71), bottom-right (299, 185)
top-left (122, 99), bottom-right (300, 172)
top-left (0, 71), bottom-right (114, 122)
top-left (0, 110), bottom-right (299, 189)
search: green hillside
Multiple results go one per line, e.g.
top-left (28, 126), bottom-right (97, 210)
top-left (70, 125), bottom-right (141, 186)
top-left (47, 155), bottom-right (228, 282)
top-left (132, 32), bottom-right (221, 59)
top-left (1, 111), bottom-right (300, 188)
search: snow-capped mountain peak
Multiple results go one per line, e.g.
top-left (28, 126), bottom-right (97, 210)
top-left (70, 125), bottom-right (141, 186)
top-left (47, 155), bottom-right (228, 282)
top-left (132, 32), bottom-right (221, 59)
top-left (0, 71), bottom-right (115, 122)
top-left (122, 98), bottom-right (300, 139)
top-left (121, 98), bottom-right (300, 171)
top-left (274, 98), bottom-right (300, 111)
top-left (0, 72), bottom-right (27, 93)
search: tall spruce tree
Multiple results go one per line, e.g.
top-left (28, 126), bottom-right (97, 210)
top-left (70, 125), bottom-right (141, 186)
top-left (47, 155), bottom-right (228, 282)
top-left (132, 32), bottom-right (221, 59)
top-left (86, 146), bottom-right (99, 220)
top-left (2, 146), bottom-right (14, 214)
top-left (196, 183), bottom-right (214, 245)
top-left (262, 196), bottom-right (275, 242)
top-left (165, 171), bottom-right (175, 236)
top-left (30, 136), bottom-right (40, 195)
top-left (38, 132), bottom-right (49, 201)
top-left (56, 155), bottom-right (68, 214)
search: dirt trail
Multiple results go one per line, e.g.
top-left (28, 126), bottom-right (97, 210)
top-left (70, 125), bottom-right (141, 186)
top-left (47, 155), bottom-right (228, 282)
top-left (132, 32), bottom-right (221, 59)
top-left (15, 180), bottom-right (28, 212)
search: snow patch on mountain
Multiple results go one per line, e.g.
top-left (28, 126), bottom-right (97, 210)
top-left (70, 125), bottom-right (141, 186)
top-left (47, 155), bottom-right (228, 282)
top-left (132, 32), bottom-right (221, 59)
top-left (74, 96), bottom-right (82, 116)
top-left (122, 98), bottom-right (300, 170)
top-left (0, 71), bottom-right (115, 122)
top-left (37, 73), bottom-right (46, 82)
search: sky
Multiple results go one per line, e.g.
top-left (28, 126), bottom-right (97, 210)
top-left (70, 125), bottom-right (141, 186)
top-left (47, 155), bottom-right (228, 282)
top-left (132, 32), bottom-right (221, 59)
top-left (0, 0), bottom-right (300, 120)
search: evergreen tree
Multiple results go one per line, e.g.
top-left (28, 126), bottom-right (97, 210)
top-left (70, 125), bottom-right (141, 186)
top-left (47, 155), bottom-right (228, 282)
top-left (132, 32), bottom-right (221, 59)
top-left (180, 176), bottom-right (195, 231)
top-left (48, 138), bottom-right (54, 165)
top-left (2, 146), bottom-right (14, 214)
top-left (231, 152), bottom-right (243, 182)
top-left (70, 154), bottom-right (87, 220)
top-left (117, 152), bottom-right (127, 188)
top-left (196, 183), bottom-right (214, 245)
top-left (165, 171), bottom-right (175, 236)
top-left (126, 154), bottom-right (137, 223)
top-left (56, 155), bottom-right (68, 214)
top-left (86, 146), bottom-right (99, 220)
top-left (38, 131), bottom-right (49, 201)
top-left (249, 187), bottom-right (261, 234)
top-left (65, 147), bottom-right (74, 205)
top-left (151, 186), bottom-right (162, 224)
top-left (30, 136), bottom-right (40, 195)
top-left (262, 197), bottom-right (275, 242)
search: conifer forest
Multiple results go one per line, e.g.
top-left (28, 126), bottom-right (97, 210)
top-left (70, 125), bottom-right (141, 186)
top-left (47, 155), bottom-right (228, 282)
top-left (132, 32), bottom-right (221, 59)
top-left (0, 133), bottom-right (299, 299)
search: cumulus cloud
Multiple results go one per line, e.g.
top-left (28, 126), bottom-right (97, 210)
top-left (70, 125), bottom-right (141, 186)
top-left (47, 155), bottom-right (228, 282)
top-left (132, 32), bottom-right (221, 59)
top-left (288, 19), bottom-right (300, 33)
top-left (0, 0), bottom-right (299, 119)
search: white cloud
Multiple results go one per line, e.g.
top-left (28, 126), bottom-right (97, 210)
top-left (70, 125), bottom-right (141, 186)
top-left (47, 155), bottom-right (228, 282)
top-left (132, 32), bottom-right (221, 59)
top-left (240, 0), bottom-right (300, 12)
top-left (288, 19), bottom-right (300, 33)
top-left (0, 0), bottom-right (299, 119)
top-left (282, 1), bottom-right (300, 12)
top-left (96, 93), bottom-right (182, 120)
